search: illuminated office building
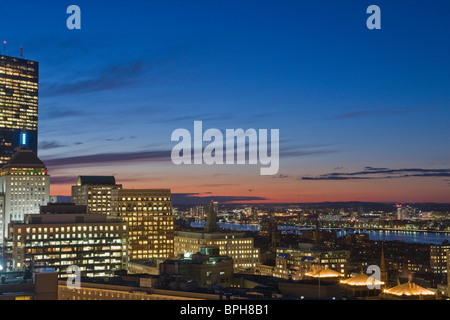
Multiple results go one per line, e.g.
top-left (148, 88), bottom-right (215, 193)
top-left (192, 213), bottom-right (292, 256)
top-left (6, 204), bottom-right (128, 278)
top-left (396, 204), bottom-right (415, 220)
top-left (447, 251), bottom-right (450, 294)
top-left (112, 189), bottom-right (174, 260)
top-left (0, 55), bottom-right (39, 167)
top-left (189, 205), bottom-right (205, 218)
top-left (0, 148), bottom-right (49, 242)
top-left (0, 194), bottom-right (3, 242)
top-left (71, 176), bottom-right (122, 215)
top-left (275, 243), bottom-right (349, 277)
top-left (174, 202), bottom-right (260, 270)
top-left (430, 242), bottom-right (450, 275)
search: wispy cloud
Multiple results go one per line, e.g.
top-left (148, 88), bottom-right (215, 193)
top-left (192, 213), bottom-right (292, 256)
top-left (272, 174), bottom-right (290, 179)
top-left (302, 167), bottom-right (450, 181)
top-left (39, 140), bottom-right (67, 150)
top-left (43, 149), bottom-right (171, 168)
top-left (40, 107), bottom-right (85, 120)
top-left (280, 149), bottom-right (338, 158)
top-left (328, 107), bottom-right (421, 120)
top-left (197, 183), bottom-right (238, 188)
top-left (42, 61), bottom-right (144, 96)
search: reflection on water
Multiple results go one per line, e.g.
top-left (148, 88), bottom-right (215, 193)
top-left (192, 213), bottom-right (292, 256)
top-left (279, 226), bottom-right (449, 245)
top-left (191, 221), bottom-right (260, 232)
top-left (191, 222), bottom-right (449, 245)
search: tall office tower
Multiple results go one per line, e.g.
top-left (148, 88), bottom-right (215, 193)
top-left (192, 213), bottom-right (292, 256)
top-left (189, 205), bottom-right (205, 218)
top-left (5, 203), bottom-right (128, 278)
top-left (0, 55), bottom-right (39, 167)
top-left (0, 148), bottom-right (49, 242)
top-left (71, 176), bottom-right (122, 215)
top-left (204, 201), bottom-right (219, 232)
top-left (396, 204), bottom-right (415, 220)
top-left (111, 189), bottom-right (174, 260)
top-left (251, 206), bottom-right (258, 220)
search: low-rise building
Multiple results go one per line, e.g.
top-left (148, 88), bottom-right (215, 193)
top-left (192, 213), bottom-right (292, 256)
top-left (274, 243), bottom-right (349, 278)
top-left (175, 202), bottom-right (259, 270)
top-left (5, 203), bottom-right (128, 278)
top-left (160, 246), bottom-right (233, 288)
top-left (0, 267), bottom-right (58, 300)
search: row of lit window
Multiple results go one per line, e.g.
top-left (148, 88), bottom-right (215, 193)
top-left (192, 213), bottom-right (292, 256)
top-left (21, 233), bottom-right (125, 240)
top-left (9, 197), bottom-right (46, 202)
top-left (6, 174), bottom-right (46, 178)
top-left (128, 220), bottom-right (173, 224)
top-left (24, 240), bottom-right (124, 247)
top-left (119, 207), bottom-right (169, 211)
top-left (121, 197), bottom-right (170, 201)
top-left (9, 176), bottom-right (46, 180)
top-left (20, 225), bottom-right (126, 233)
top-left (25, 247), bottom-right (123, 254)
top-left (61, 289), bottom-right (156, 300)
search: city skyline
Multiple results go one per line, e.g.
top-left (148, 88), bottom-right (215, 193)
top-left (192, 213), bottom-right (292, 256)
top-left (1, 1), bottom-right (449, 203)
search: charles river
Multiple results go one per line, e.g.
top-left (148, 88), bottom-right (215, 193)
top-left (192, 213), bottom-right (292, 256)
top-left (191, 222), bottom-right (450, 245)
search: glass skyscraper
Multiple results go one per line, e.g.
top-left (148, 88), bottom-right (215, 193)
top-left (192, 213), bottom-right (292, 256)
top-left (0, 54), bottom-right (39, 167)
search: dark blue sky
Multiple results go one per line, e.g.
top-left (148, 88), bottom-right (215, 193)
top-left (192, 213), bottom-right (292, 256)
top-left (1, 0), bottom-right (449, 202)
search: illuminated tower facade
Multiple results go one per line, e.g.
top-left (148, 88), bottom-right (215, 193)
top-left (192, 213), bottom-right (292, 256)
top-left (111, 189), bottom-right (174, 260)
top-left (0, 148), bottom-right (50, 242)
top-left (71, 176), bottom-right (122, 215)
top-left (0, 55), bottom-right (39, 167)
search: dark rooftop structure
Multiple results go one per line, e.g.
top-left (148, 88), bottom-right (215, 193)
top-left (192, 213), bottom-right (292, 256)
top-left (40, 203), bottom-right (88, 215)
top-left (76, 176), bottom-right (116, 186)
top-left (1, 149), bottom-right (46, 169)
top-left (0, 267), bottom-right (58, 300)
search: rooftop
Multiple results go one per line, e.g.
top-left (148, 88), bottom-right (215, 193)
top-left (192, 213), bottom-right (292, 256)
top-left (77, 176), bottom-right (116, 186)
top-left (340, 273), bottom-right (385, 287)
top-left (2, 149), bottom-right (46, 170)
top-left (176, 230), bottom-right (247, 239)
top-left (305, 267), bottom-right (343, 279)
top-left (40, 203), bottom-right (87, 215)
top-left (383, 282), bottom-right (435, 296)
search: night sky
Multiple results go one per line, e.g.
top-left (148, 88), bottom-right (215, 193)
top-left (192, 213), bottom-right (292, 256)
top-left (1, 0), bottom-right (449, 203)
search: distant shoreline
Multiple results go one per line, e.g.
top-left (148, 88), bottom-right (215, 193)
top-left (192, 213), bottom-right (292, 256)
top-left (287, 225), bottom-right (450, 234)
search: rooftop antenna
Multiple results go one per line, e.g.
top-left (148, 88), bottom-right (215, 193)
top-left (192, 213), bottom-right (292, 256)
top-left (20, 46), bottom-right (23, 58)
top-left (2, 41), bottom-right (6, 55)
